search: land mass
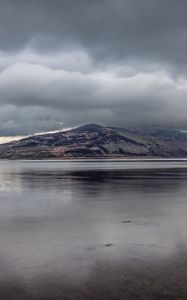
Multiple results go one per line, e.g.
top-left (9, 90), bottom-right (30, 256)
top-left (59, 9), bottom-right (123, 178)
top-left (1, 124), bottom-right (187, 159)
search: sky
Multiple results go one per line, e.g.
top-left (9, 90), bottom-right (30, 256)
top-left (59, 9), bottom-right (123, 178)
top-left (0, 0), bottom-right (187, 140)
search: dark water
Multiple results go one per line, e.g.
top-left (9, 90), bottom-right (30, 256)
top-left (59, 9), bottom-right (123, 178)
top-left (0, 160), bottom-right (187, 300)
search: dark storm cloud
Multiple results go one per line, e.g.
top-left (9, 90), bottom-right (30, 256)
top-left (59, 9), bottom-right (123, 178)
top-left (0, 0), bottom-right (187, 68)
top-left (0, 0), bottom-right (187, 136)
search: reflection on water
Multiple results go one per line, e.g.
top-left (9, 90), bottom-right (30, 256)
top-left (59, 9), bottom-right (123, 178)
top-left (0, 160), bottom-right (187, 299)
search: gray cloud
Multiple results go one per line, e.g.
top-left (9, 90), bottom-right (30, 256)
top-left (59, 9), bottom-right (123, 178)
top-left (0, 1), bottom-right (187, 135)
top-left (0, 0), bottom-right (187, 68)
top-left (0, 63), bottom-right (187, 136)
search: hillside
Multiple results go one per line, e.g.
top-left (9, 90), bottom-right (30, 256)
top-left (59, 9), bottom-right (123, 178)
top-left (0, 124), bottom-right (187, 159)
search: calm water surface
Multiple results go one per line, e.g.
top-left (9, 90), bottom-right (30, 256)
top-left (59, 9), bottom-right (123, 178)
top-left (0, 160), bottom-right (187, 299)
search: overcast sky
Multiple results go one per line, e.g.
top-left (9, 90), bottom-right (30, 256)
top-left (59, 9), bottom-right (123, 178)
top-left (0, 0), bottom-right (187, 137)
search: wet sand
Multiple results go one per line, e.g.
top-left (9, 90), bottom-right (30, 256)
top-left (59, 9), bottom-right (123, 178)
top-left (0, 160), bottom-right (187, 299)
top-left (1, 253), bottom-right (187, 300)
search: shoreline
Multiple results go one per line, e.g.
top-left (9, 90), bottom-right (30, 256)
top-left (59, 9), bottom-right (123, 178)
top-left (2, 157), bottom-right (187, 161)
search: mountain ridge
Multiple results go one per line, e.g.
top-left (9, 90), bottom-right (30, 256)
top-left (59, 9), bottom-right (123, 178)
top-left (0, 123), bottom-right (187, 159)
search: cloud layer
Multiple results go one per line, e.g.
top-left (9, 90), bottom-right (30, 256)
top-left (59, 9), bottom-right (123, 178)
top-left (0, 0), bottom-right (187, 135)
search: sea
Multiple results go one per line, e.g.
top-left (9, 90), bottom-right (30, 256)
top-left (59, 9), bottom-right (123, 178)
top-left (0, 160), bottom-right (187, 300)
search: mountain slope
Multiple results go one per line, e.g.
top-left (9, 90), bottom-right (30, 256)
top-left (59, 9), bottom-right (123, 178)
top-left (0, 124), bottom-right (187, 159)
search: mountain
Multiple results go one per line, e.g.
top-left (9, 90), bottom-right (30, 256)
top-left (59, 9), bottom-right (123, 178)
top-left (1, 124), bottom-right (187, 159)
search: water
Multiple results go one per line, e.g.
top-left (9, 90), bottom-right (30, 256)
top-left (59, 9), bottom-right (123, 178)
top-left (0, 160), bottom-right (187, 299)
